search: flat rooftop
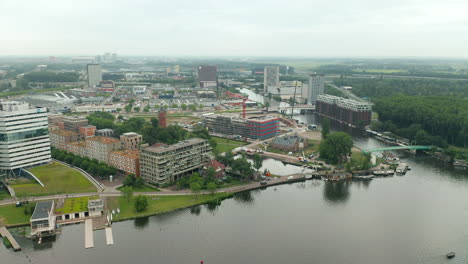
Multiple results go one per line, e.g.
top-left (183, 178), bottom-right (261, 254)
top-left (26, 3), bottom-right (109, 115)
top-left (143, 138), bottom-right (207, 153)
top-left (31, 200), bottom-right (54, 220)
top-left (87, 136), bottom-right (120, 144)
top-left (50, 129), bottom-right (78, 136)
top-left (110, 150), bottom-right (139, 159)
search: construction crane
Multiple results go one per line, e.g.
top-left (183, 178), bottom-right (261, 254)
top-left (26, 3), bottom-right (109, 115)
top-left (226, 98), bottom-right (247, 118)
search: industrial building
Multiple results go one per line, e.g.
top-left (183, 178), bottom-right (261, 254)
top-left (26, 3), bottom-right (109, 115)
top-left (0, 101), bottom-right (51, 176)
top-left (203, 114), bottom-right (280, 139)
top-left (139, 138), bottom-right (212, 185)
top-left (197, 66), bottom-right (217, 88)
top-left (264, 66), bottom-right (280, 93)
top-left (316, 94), bottom-right (372, 127)
top-left (308, 73), bottom-right (325, 105)
top-left (87, 64), bottom-right (102, 87)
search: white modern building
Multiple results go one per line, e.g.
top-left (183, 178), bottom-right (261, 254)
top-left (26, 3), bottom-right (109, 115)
top-left (0, 101), bottom-right (51, 176)
top-left (264, 66), bottom-right (280, 93)
top-left (87, 64), bottom-right (102, 87)
top-left (308, 73), bottom-right (325, 105)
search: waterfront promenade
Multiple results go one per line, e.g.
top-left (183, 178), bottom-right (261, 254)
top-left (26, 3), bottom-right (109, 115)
top-left (0, 174), bottom-right (306, 207)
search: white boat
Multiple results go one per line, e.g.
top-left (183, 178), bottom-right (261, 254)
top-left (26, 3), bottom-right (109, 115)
top-left (353, 175), bottom-right (374, 180)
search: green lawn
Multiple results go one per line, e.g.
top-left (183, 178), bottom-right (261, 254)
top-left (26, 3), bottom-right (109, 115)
top-left (0, 190), bottom-right (11, 200)
top-left (0, 203), bottom-right (36, 226)
top-left (117, 185), bottom-right (160, 192)
top-left (55, 196), bottom-right (99, 214)
top-left (11, 162), bottom-right (97, 197)
top-left (212, 137), bottom-right (248, 153)
top-left (112, 193), bottom-right (232, 221)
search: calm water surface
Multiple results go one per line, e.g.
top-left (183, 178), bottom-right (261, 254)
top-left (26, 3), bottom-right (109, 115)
top-left (2, 104), bottom-right (468, 263)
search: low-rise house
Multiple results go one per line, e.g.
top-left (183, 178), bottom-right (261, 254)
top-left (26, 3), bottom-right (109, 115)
top-left (203, 160), bottom-right (226, 178)
top-left (30, 200), bottom-right (56, 238)
top-left (270, 134), bottom-right (307, 152)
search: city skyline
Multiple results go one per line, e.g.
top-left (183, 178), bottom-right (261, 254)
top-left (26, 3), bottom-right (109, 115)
top-left (1, 0), bottom-right (468, 57)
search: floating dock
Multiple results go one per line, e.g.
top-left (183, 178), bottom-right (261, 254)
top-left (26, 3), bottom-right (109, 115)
top-left (0, 226), bottom-right (21, 251)
top-left (105, 227), bottom-right (114, 245)
top-left (84, 219), bottom-right (94, 249)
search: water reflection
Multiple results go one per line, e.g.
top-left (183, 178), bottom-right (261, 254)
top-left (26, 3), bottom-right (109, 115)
top-left (323, 181), bottom-right (351, 204)
top-left (234, 191), bottom-right (255, 205)
top-left (32, 236), bottom-right (56, 250)
top-left (190, 205), bottom-right (201, 216)
top-left (134, 216), bottom-right (150, 229)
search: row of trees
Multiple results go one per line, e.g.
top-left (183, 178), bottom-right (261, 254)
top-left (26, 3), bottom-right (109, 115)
top-left (374, 96), bottom-right (468, 147)
top-left (86, 112), bottom-right (217, 146)
top-left (51, 148), bottom-right (118, 178)
top-left (334, 78), bottom-right (468, 99)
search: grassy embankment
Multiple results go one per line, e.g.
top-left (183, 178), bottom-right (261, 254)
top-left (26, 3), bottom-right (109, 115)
top-left (10, 162), bottom-right (97, 197)
top-left (0, 190), bottom-right (11, 200)
top-left (0, 203), bottom-right (36, 226)
top-left (212, 136), bottom-right (248, 153)
top-left (109, 193), bottom-right (233, 221)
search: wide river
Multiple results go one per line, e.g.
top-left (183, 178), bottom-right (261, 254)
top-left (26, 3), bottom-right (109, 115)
top-left (2, 93), bottom-right (468, 264)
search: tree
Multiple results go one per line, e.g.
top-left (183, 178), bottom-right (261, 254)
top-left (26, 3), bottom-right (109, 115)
top-left (134, 107), bottom-right (140, 112)
top-left (134, 177), bottom-right (145, 188)
top-left (134, 195), bottom-right (148, 212)
top-left (319, 132), bottom-right (353, 164)
top-left (181, 104), bottom-right (187, 110)
top-left (123, 174), bottom-right (136, 187)
top-left (143, 105), bottom-right (150, 112)
top-left (253, 153), bottom-right (263, 172)
top-left (206, 182), bottom-right (217, 194)
top-left (121, 186), bottom-right (134, 202)
top-left (190, 182), bottom-right (202, 197)
top-left (125, 104), bottom-right (132, 113)
top-left (321, 117), bottom-right (331, 139)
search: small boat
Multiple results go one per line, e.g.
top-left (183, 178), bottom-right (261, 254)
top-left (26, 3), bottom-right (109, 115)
top-left (446, 252), bottom-right (455, 259)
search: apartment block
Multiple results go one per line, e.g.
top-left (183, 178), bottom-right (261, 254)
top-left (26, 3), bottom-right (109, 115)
top-left (49, 129), bottom-right (79, 150)
top-left (108, 150), bottom-right (140, 176)
top-left (78, 125), bottom-right (96, 138)
top-left (316, 94), bottom-right (372, 127)
top-left (63, 116), bottom-right (88, 132)
top-left (204, 114), bottom-right (279, 139)
top-left (140, 138), bottom-right (212, 185)
top-left (96, 129), bottom-right (114, 137)
top-left (120, 132), bottom-right (142, 150)
top-left (86, 136), bottom-right (121, 163)
top-left (308, 73), bottom-right (325, 105)
top-left (65, 141), bottom-right (87, 157)
top-left (0, 101), bottom-right (51, 174)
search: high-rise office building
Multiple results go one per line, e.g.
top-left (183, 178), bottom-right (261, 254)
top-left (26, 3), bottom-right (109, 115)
top-left (197, 66), bottom-right (217, 88)
top-left (264, 66), bottom-right (280, 93)
top-left (308, 73), bottom-right (325, 105)
top-left (87, 64), bottom-right (102, 87)
top-left (0, 101), bottom-right (51, 176)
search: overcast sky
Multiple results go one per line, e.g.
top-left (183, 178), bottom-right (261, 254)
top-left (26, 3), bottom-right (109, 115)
top-left (1, 0), bottom-right (468, 57)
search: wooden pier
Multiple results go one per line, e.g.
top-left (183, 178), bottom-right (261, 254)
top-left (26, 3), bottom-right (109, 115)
top-left (0, 226), bottom-right (21, 251)
top-left (84, 219), bottom-right (94, 249)
top-left (105, 227), bottom-right (114, 245)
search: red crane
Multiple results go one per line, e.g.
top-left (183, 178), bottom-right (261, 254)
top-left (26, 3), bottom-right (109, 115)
top-left (226, 98), bottom-right (247, 118)
top-left (224, 91), bottom-right (248, 118)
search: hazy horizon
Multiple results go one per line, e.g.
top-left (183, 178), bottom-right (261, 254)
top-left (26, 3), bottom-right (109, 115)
top-left (2, 0), bottom-right (468, 57)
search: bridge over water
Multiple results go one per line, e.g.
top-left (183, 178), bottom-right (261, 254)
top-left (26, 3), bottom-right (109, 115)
top-left (362, 145), bottom-right (432, 155)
